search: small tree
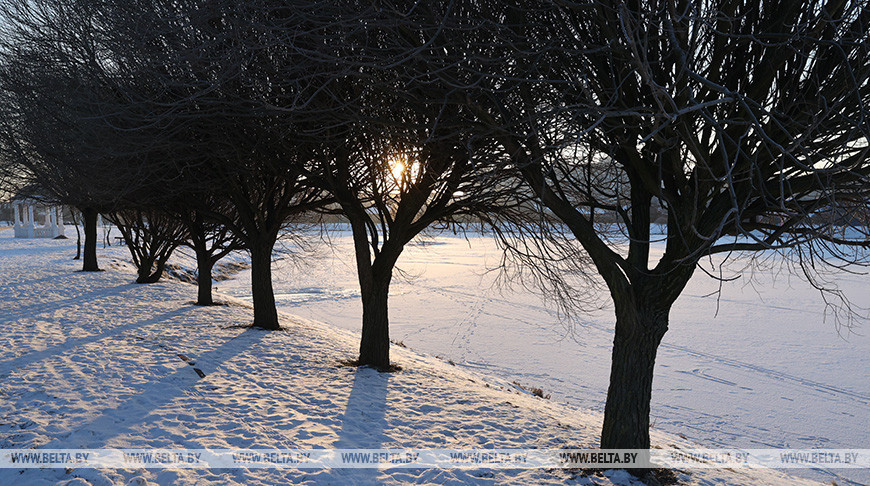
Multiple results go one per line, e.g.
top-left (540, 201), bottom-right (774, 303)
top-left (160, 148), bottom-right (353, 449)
top-left (106, 208), bottom-right (188, 283)
top-left (70, 208), bottom-right (82, 260)
top-left (177, 205), bottom-right (243, 306)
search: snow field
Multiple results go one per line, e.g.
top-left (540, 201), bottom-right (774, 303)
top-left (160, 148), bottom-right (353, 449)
top-left (0, 229), bottom-right (839, 485)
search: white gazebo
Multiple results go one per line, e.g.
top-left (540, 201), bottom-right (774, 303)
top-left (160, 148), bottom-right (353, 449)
top-left (12, 198), bottom-right (65, 238)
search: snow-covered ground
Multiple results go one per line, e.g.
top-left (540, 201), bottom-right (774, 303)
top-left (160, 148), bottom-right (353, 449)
top-left (217, 227), bottom-right (870, 486)
top-left (0, 226), bottom-right (863, 485)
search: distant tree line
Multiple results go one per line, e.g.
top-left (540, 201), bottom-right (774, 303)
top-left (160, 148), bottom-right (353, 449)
top-left (0, 0), bottom-right (867, 464)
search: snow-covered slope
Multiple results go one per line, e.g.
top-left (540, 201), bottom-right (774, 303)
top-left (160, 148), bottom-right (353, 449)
top-left (217, 228), bottom-right (870, 485)
top-left (0, 229), bottom-right (832, 485)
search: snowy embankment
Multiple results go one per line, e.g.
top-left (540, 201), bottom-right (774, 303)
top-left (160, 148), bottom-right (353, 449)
top-left (0, 229), bottom-right (826, 485)
top-left (220, 227), bottom-right (870, 485)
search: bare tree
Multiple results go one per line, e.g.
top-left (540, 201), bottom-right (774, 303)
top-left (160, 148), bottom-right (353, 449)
top-left (464, 0), bottom-right (870, 454)
top-left (0, 55), bottom-right (116, 272)
top-left (83, 0), bottom-right (335, 329)
top-left (310, 116), bottom-right (516, 369)
top-left (281, 2), bottom-right (521, 369)
top-left (105, 208), bottom-right (188, 283)
top-left (0, 0), bottom-right (168, 272)
top-left (177, 205), bottom-right (244, 306)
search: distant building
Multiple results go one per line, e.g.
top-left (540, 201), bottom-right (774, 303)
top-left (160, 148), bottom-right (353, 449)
top-left (12, 197), bottom-right (65, 238)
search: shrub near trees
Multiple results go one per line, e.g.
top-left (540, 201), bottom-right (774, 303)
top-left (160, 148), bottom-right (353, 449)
top-left (105, 209), bottom-right (188, 284)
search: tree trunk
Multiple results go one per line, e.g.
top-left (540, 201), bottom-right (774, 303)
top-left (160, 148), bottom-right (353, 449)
top-left (347, 214), bottom-right (400, 370)
top-left (81, 207), bottom-right (100, 271)
top-left (153, 258), bottom-right (168, 282)
top-left (72, 211), bottom-right (81, 260)
top-left (249, 242), bottom-right (280, 330)
top-left (196, 250), bottom-right (215, 306)
top-left (357, 278), bottom-right (391, 369)
top-left (135, 255), bottom-right (159, 283)
top-left (137, 273), bottom-right (162, 284)
top-left (600, 299), bottom-right (669, 450)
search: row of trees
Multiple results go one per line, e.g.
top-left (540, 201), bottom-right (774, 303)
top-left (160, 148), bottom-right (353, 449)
top-left (1, 0), bottom-right (868, 459)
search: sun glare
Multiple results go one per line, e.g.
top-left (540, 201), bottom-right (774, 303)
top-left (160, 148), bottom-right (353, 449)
top-left (389, 158), bottom-right (406, 183)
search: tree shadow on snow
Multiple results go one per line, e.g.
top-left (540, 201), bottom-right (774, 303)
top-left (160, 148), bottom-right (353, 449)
top-left (0, 305), bottom-right (192, 372)
top-left (41, 325), bottom-right (271, 449)
top-left (1, 281), bottom-right (134, 324)
top-left (331, 366), bottom-right (392, 484)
